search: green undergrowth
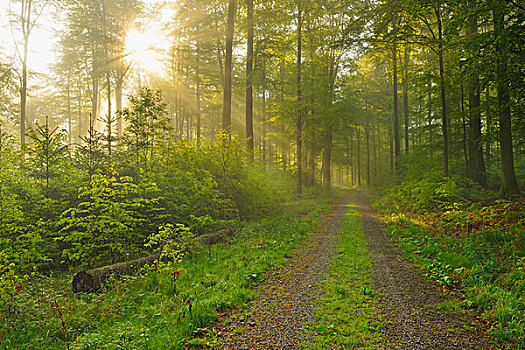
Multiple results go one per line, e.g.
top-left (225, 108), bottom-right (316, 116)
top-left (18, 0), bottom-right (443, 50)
top-left (0, 191), bottom-right (335, 350)
top-left (370, 187), bottom-right (525, 349)
top-left (301, 199), bottom-right (386, 349)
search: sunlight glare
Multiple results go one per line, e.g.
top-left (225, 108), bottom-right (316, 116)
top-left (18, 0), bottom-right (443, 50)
top-left (125, 28), bottom-right (166, 74)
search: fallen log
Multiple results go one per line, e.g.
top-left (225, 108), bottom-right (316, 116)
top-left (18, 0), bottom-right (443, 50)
top-left (72, 252), bottom-right (161, 293)
top-left (72, 227), bottom-right (234, 293)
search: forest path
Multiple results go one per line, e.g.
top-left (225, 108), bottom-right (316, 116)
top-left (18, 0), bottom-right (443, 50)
top-left (203, 193), bottom-right (350, 349)
top-left (202, 191), bottom-right (495, 349)
top-left (355, 191), bottom-right (495, 349)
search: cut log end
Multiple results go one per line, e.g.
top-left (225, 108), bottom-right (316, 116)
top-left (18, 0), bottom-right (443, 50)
top-left (72, 271), bottom-right (95, 293)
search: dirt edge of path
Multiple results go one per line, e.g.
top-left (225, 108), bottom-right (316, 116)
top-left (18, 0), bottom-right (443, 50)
top-left (201, 193), bottom-right (350, 349)
top-left (355, 190), bottom-right (497, 350)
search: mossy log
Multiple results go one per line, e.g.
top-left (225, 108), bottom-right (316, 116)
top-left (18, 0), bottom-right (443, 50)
top-left (72, 227), bottom-right (234, 293)
top-left (72, 252), bottom-right (161, 293)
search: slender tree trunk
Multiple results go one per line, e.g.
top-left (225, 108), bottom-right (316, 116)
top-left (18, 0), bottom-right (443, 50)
top-left (196, 46), bottom-right (202, 143)
top-left (19, 0), bottom-right (34, 145)
top-left (373, 124), bottom-right (378, 182)
top-left (322, 128), bottom-right (332, 189)
top-left (78, 80), bottom-right (82, 141)
top-left (461, 81), bottom-right (469, 175)
top-left (493, 3), bottom-right (520, 194)
top-left (436, 6), bottom-right (449, 177)
top-left (102, 0), bottom-right (112, 155)
top-left (67, 74), bottom-right (72, 146)
top-left (116, 78), bottom-right (123, 137)
top-left (296, 1), bottom-right (303, 195)
top-left (262, 63), bottom-right (267, 165)
top-left (222, 0), bottom-right (236, 132)
top-left (403, 45), bottom-right (410, 153)
top-left (392, 43), bottom-right (400, 170)
top-left (21, 40), bottom-right (28, 145)
top-left (106, 74), bottom-right (112, 155)
top-left (350, 128), bottom-right (355, 185)
top-left (428, 84), bottom-right (432, 155)
top-left (357, 128), bottom-right (361, 186)
top-left (92, 73), bottom-right (98, 126)
top-left (246, 0), bottom-right (254, 156)
top-left (467, 3), bottom-right (487, 187)
top-left (365, 122), bottom-right (370, 186)
top-left (485, 87), bottom-right (491, 170)
top-left (309, 145), bottom-right (315, 186)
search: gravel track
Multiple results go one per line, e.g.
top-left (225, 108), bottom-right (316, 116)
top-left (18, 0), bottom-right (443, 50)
top-left (205, 195), bottom-right (350, 349)
top-left (355, 191), bottom-right (495, 349)
top-left (203, 191), bottom-right (496, 349)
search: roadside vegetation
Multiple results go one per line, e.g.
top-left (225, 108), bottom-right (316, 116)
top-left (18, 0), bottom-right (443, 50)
top-left (372, 170), bottom-right (525, 347)
top-left (1, 187), bottom-right (334, 350)
top-left (0, 87), bottom-right (338, 349)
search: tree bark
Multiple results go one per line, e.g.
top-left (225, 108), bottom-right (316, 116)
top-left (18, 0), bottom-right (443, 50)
top-left (436, 6), bottom-right (449, 177)
top-left (392, 43), bottom-right (400, 170)
top-left (467, 3), bottom-right (487, 187)
top-left (296, 1), bottom-right (303, 195)
top-left (357, 127), bottom-right (361, 186)
top-left (403, 45), bottom-right (410, 153)
top-left (222, 0), bottom-right (236, 132)
top-left (196, 45), bottom-right (202, 143)
top-left (365, 122), bottom-right (370, 186)
top-left (322, 129), bottom-right (332, 189)
top-left (245, 0), bottom-right (254, 156)
top-left (493, 2), bottom-right (520, 194)
top-left (116, 78), bottom-right (123, 137)
top-left (67, 74), bottom-right (72, 146)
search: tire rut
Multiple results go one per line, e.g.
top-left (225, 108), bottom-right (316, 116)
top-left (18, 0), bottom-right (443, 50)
top-left (205, 195), bottom-right (350, 349)
top-left (355, 191), bottom-right (496, 350)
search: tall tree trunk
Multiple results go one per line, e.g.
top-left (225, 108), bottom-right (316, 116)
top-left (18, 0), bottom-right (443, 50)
top-left (77, 80), bottom-right (82, 141)
top-left (350, 128), bottom-right (355, 185)
top-left (392, 43), bottom-right (400, 170)
top-left (461, 80), bottom-right (468, 175)
top-left (309, 145), bottom-right (315, 186)
top-left (19, 0), bottom-right (34, 145)
top-left (428, 84), bottom-right (432, 156)
top-left (222, 0), bottom-right (236, 132)
top-left (245, 0), bottom-right (254, 156)
top-left (116, 78), bottom-right (123, 137)
top-left (91, 72), bottom-right (98, 125)
top-left (436, 6), bottom-right (449, 177)
top-left (373, 124), bottom-right (378, 183)
top-left (467, 3), bottom-right (487, 187)
top-left (365, 122), bottom-right (370, 186)
top-left (20, 38), bottom-right (28, 145)
top-left (196, 46), bottom-right (202, 143)
top-left (357, 128), bottom-right (361, 187)
top-left (493, 3), bottom-right (520, 194)
top-left (322, 128), bottom-right (332, 189)
top-left (364, 96), bottom-right (371, 186)
top-left (67, 74), bottom-right (72, 146)
top-left (262, 63), bottom-right (267, 165)
top-left (485, 87), bottom-right (491, 170)
top-left (403, 45), bottom-right (410, 153)
top-left (102, 0), bottom-right (112, 155)
top-left (106, 74), bottom-right (112, 156)
top-left (296, 1), bottom-right (303, 195)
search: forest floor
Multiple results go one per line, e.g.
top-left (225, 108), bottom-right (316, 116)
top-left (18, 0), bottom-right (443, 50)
top-left (199, 191), bottom-right (498, 349)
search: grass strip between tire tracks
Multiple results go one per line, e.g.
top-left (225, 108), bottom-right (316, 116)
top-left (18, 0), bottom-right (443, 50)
top-left (301, 200), bottom-right (387, 349)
